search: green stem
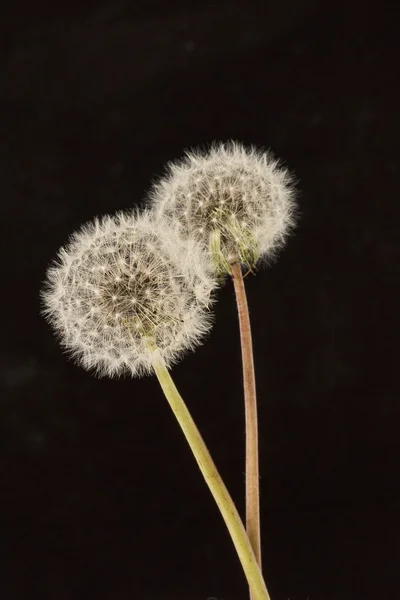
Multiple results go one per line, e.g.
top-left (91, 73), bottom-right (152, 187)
top-left (151, 354), bottom-right (271, 600)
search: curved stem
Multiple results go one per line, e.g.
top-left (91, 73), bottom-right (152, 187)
top-left (231, 262), bottom-right (262, 586)
top-left (152, 354), bottom-right (271, 600)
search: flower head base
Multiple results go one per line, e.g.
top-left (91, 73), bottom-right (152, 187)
top-left (149, 141), bottom-right (297, 275)
top-left (41, 210), bottom-right (216, 377)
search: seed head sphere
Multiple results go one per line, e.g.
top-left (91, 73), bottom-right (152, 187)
top-left (150, 141), bottom-right (297, 273)
top-left (41, 211), bottom-right (216, 377)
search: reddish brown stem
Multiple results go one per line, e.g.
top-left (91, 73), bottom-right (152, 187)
top-left (231, 261), bottom-right (262, 589)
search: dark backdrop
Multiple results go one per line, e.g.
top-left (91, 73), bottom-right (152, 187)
top-left (1, 1), bottom-right (399, 599)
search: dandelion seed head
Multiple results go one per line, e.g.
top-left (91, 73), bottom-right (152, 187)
top-left (41, 210), bottom-right (217, 378)
top-left (149, 140), bottom-right (298, 273)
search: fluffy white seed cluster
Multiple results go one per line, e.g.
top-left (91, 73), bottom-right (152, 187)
top-left (41, 210), bottom-right (216, 377)
top-left (149, 141), bottom-right (297, 274)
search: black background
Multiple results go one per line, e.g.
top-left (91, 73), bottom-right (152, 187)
top-left (1, 1), bottom-right (399, 599)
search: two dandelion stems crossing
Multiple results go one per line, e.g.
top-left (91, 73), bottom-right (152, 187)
top-left (151, 354), bottom-right (271, 600)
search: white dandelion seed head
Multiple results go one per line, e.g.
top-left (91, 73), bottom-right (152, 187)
top-left (149, 140), bottom-right (298, 273)
top-left (41, 210), bottom-right (217, 378)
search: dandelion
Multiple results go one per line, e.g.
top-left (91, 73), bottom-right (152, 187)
top-left (148, 141), bottom-right (298, 592)
top-left (149, 140), bottom-right (297, 275)
top-left (41, 210), bottom-right (215, 378)
top-left (41, 208), bottom-right (271, 600)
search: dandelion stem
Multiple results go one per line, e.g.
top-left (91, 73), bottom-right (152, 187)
top-left (152, 355), bottom-right (271, 600)
top-left (231, 261), bottom-right (262, 599)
